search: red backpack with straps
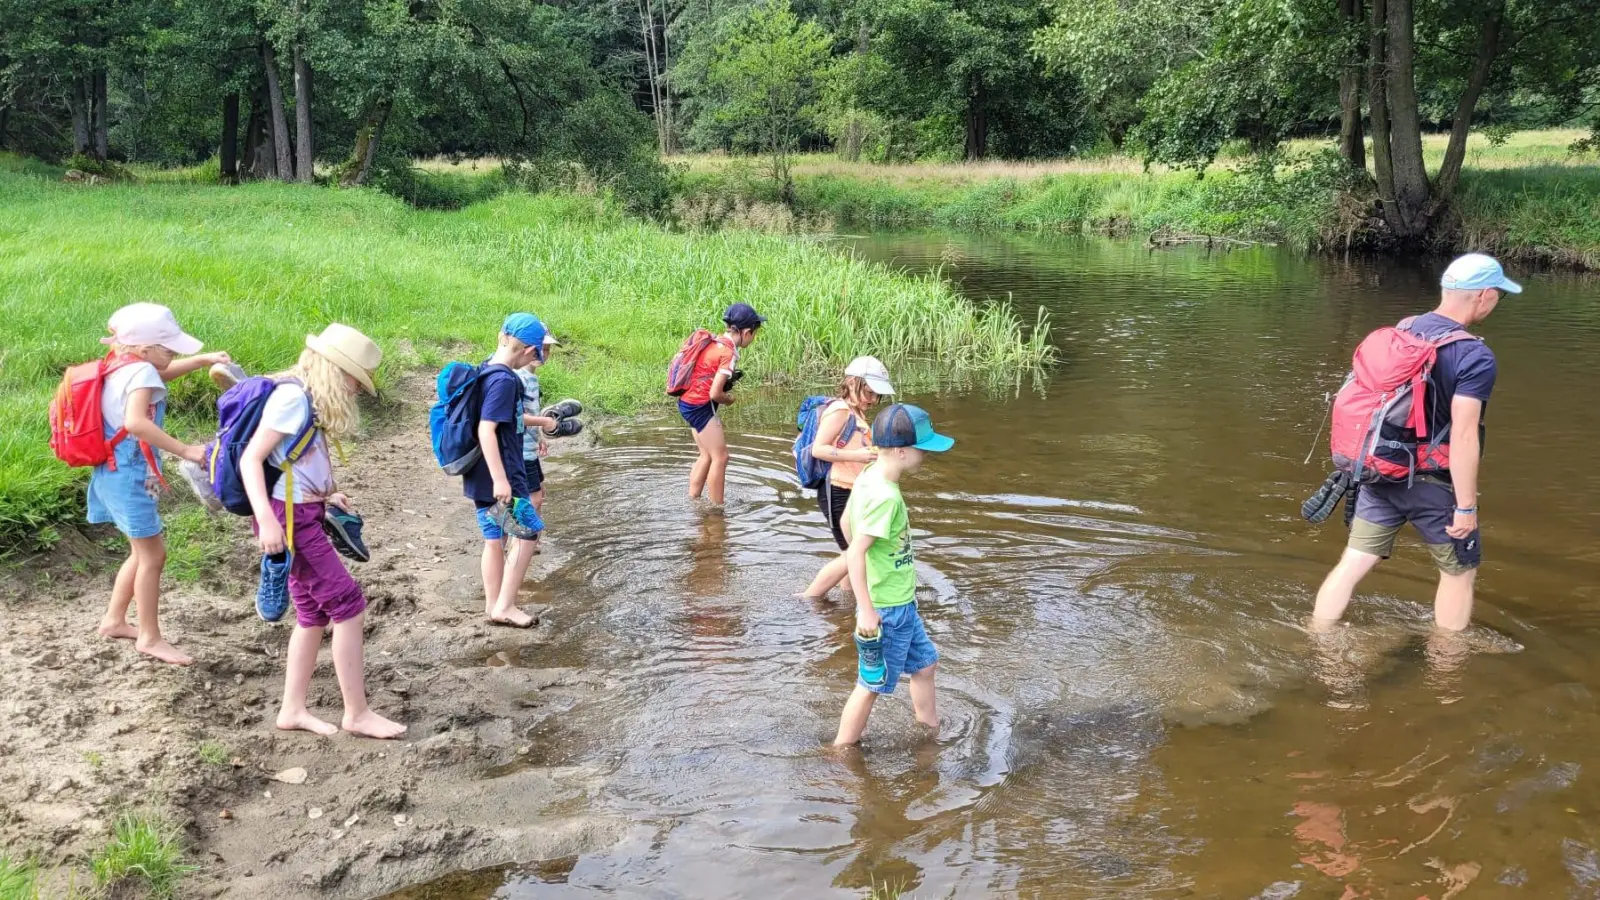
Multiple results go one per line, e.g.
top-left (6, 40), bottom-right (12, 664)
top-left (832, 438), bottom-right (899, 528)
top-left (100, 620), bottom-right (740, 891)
top-left (48, 352), bottom-right (165, 483)
top-left (1329, 316), bottom-right (1482, 484)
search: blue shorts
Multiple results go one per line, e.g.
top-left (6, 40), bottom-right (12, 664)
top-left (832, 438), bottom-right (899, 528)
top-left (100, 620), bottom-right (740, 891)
top-left (678, 400), bottom-right (718, 433)
top-left (474, 498), bottom-right (544, 541)
top-left (861, 602), bottom-right (938, 695)
top-left (86, 446), bottom-right (163, 540)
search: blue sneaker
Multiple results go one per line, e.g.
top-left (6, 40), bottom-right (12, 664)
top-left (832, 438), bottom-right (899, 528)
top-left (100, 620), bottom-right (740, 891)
top-left (322, 507), bottom-right (370, 563)
top-left (256, 552), bottom-right (292, 623)
top-left (855, 627), bottom-right (886, 688)
top-left (489, 498), bottom-right (545, 540)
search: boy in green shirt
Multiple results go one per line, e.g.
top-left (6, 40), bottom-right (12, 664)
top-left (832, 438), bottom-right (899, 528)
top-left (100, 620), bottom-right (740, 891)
top-left (834, 403), bottom-right (954, 746)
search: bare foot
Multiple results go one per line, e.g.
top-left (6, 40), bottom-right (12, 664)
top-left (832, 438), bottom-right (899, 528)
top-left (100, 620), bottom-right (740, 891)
top-left (488, 607), bottom-right (536, 628)
top-left (135, 637), bottom-right (193, 666)
top-left (98, 621), bottom-right (139, 641)
top-left (343, 710), bottom-right (407, 740)
top-left (277, 709), bottom-right (339, 736)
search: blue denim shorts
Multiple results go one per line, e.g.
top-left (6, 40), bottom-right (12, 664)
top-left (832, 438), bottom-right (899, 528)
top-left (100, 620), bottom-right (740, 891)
top-left (86, 444), bottom-right (164, 539)
top-left (475, 498), bottom-right (544, 541)
top-left (862, 602), bottom-right (938, 695)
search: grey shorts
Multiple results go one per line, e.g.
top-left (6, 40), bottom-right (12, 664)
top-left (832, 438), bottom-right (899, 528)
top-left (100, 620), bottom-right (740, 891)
top-left (1348, 478), bottom-right (1479, 575)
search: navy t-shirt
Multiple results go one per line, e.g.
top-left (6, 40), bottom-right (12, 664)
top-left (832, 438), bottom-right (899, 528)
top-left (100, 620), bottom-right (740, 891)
top-left (1405, 311), bottom-right (1497, 450)
top-left (462, 367), bottom-right (527, 504)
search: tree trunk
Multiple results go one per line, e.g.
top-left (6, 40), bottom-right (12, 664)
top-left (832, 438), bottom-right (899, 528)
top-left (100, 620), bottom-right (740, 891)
top-left (658, 0), bottom-right (675, 155)
top-left (1367, 0), bottom-right (1398, 228)
top-left (1337, 0), bottom-right (1365, 171)
top-left (292, 44), bottom-right (314, 183)
top-left (243, 85), bottom-right (266, 178)
top-left (0, 105), bottom-right (9, 149)
top-left (70, 76), bottom-right (90, 155)
top-left (964, 77), bottom-right (987, 161)
top-left (343, 101), bottom-right (390, 186)
top-left (220, 92), bottom-right (240, 184)
top-left (262, 42), bottom-right (293, 181)
top-left (1383, 0), bottom-right (1430, 237)
top-left (91, 69), bottom-right (108, 160)
top-left (1433, 3), bottom-right (1504, 203)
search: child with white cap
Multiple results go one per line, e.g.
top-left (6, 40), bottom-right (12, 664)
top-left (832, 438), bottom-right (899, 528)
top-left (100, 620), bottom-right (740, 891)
top-left (88, 302), bottom-right (234, 665)
top-left (802, 356), bottom-right (892, 598)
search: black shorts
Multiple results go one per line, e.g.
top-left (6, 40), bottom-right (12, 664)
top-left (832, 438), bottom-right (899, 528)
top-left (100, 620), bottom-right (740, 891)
top-left (817, 481), bottom-right (852, 550)
top-left (523, 458), bottom-right (545, 494)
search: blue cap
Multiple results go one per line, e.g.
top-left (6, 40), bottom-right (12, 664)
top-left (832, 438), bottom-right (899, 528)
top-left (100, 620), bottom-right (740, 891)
top-left (723, 303), bottom-right (766, 329)
top-left (872, 404), bottom-right (954, 452)
top-left (502, 313), bottom-right (548, 348)
top-left (1441, 254), bottom-right (1521, 294)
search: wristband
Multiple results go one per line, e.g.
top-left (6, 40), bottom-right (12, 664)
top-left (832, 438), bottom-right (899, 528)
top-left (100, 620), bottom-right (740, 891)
top-left (1454, 506), bottom-right (1478, 515)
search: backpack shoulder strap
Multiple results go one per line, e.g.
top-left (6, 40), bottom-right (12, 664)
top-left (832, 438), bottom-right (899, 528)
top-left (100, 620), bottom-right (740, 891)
top-left (273, 378), bottom-right (321, 463)
top-left (1432, 330), bottom-right (1482, 347)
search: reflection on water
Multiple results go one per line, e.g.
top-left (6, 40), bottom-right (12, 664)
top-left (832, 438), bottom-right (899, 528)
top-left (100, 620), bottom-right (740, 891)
top-left (402, 232), bottom-right (1600, 898)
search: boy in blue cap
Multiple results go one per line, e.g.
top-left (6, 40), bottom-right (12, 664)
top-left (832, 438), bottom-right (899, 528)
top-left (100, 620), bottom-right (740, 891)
top-left (1313, 253), bottom-right (1518, 633)
top-left (466, 313), bottom-right (548, 627)
top-left (679, 302), bottom-right (764, 506)
top-left (834, 403), bottom-right (954, 746)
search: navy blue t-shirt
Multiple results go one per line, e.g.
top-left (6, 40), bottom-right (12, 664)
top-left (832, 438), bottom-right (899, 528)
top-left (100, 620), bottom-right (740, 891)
top-left (1405, 311), bottom-right (1497, 448)
top-left (462, 367), bottom-right (527, 504)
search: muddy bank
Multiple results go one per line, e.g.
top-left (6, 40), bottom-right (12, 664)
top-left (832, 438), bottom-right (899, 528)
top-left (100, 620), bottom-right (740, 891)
top-left (0, 378), bottom-right (625, 899)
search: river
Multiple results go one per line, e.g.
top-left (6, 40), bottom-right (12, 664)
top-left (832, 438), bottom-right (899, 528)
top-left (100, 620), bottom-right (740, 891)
top-left (394, 232), bottom-right (1600, 898)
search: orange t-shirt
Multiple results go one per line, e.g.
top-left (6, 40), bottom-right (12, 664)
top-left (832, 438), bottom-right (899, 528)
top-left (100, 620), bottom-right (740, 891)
top-left (679, 338), bottom-right (737, 406)
top-left (820, 400), bottom-right (873, 488)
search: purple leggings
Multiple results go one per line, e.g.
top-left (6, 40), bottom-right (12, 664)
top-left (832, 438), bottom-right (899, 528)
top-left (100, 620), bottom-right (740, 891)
top-left (257, 500), bottom-right (367, 628)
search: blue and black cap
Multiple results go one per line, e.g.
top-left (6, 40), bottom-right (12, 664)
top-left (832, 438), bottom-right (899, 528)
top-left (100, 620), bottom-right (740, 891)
top-left (723, 302), bottom-right (766, 330)
top-left (872, 403), bottom-right (954, 452)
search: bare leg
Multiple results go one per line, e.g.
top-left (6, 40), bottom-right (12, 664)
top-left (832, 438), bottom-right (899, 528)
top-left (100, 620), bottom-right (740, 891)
top-left (332, 613), bottom-right (406, 739)
top-left (128, 535), bottom-right (190, 665)
top-left (803, 555), bottom-right (849, 599)
top-left (276, 624), bottom-right (337, 735)
top-left (688, 427), bottom-right (713, 500)
top-left (834, 685), bottom-right (879, 746)
top-left (1311, 548), bottom-right (1383, 630)
top-left (530, 488), bottom-right (545, 516)
top-left (489, 537), bottom-right (538, 626)
top-left (1433, 568), bottom-right (1477, 632)
top-left (701, 417), bottom-right (730, 505)
top-left (97, 551), bottom-right (139, 640)
top-left (908, 665), bottom-right (939, 729)
top-left (481, 539), bottom-right (504, 618)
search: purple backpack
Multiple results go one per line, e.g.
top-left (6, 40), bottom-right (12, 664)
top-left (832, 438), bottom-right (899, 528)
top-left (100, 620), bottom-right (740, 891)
top-left (202, 377), bottom-right (317, 516)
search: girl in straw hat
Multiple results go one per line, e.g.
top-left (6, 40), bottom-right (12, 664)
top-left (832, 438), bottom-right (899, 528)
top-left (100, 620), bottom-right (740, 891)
top-left (241, 323), bottom-right (405, 739)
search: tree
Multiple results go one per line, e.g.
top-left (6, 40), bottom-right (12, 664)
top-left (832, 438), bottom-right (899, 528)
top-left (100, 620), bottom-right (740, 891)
top-left (705, 0), bottom-right (829, 190)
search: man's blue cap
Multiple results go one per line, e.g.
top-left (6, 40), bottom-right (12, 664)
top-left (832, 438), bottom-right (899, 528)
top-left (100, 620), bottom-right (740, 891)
top-left (502, 313), bottom-right (548, 348)
top-left (723, 302), bottom-right (766, 329)
top-left (873, 403), bottom-right (954, 452)
top-left (1441, 254), bottom-right (1521, 294)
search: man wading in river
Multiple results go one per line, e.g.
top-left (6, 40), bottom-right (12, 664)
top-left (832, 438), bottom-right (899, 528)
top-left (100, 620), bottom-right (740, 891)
top-left (1312, 254), bottom-right (1520, 632)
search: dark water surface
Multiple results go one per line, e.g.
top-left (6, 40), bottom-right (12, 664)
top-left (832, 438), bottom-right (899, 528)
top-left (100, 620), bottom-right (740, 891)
top-left (411, 233), bottom-right (1600, 898)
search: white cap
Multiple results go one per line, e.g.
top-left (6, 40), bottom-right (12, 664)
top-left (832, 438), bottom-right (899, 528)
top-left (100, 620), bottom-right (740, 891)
top-left (1441, 253), bottom-right (1522, 294)
top-left (100, 303), bottom-right (202, 354)
top-left (844, 356), bottom-right (894, 395)
top-left (543, 332), bottom-right (558, 345)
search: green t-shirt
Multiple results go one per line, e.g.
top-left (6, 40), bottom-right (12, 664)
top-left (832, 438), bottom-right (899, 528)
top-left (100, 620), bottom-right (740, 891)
top-left (846, 465), bottom-right (916, 609)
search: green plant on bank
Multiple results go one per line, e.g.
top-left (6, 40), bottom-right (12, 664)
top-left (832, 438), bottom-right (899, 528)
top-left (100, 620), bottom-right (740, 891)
top-left (1, 855), bottom-right (96, 900)
top-left (90, 812), bottom-right (196, 899)
top-left (83, 750), bottom-right (105, 770)
top-left (0, 156), bottom-right (1052, 549)
top-left (197, 741), bottom-right (230, 766)
top-left (865, 879), bottom-right (912, 900)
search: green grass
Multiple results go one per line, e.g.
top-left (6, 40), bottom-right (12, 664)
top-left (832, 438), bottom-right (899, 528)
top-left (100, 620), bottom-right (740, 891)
top-left (0, 155), bottom-right (1052, 548)
top-left (1, 854), bottom-right (96, 900)
top-left (196, 740), bottom-right (229, 766)
top-left (90, 811), bottom-right (196, 899)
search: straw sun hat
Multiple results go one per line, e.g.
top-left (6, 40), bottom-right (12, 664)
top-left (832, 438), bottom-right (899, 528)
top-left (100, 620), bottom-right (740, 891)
top-left (305, 323), bottom-right (382, 394)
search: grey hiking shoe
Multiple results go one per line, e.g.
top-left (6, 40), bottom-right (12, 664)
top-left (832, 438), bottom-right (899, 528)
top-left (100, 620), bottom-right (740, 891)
top-left (179, 458), bottom-right (222, 512)
top-left (210, 362), bottom-right (247, 391)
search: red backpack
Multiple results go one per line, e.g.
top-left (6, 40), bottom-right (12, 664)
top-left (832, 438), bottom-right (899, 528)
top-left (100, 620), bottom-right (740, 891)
top-left (48, 352), bottom-right (163, 481)
top-left (665, 329), bottom-right (719, 397)
top-left (1328, 317), bottom-right (1482, 484)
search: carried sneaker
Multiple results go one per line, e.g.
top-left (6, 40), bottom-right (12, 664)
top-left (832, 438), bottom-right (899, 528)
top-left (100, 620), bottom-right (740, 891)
top-left (178, 458), bottom-right (222, 512)
top-left (322, 507), bottom-right (370, 563)
top-left (256, 552), bottom-right (292, 623)
top-left (210, 361), bottom-right (248, 391)
top-left (1300, 471), bottom-right (1352, 524)
top-left (855, 627), bottom-right (886, 688)
top-left (540, 399), bottom-right (583, 421)
top-left (543, 417), bottom-right (584, 439)
top-left (489, 498), bottom-right (544, 540)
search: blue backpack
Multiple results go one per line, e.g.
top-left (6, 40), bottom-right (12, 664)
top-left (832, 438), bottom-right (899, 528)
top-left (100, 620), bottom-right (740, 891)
top-left (793, 396), bottom-right (856, 490)
top-left (203, 377), bottom-right (318, 517)
top-left (430, 362), bottom-right (516, 475)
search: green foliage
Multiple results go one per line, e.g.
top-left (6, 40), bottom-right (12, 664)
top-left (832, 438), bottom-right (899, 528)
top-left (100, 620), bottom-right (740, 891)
top-left (197, 740), bottom-right (230, 766)
top-left (91, 812), bottom-right (196, 899)
top-left (706, 0), bottom-right (832, 186)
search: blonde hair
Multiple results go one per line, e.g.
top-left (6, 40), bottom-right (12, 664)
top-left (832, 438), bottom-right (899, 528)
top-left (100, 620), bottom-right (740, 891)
top-left (838, 375), bottom-right (879, 413)
top-left (275, 348), bottom-right (362, 437)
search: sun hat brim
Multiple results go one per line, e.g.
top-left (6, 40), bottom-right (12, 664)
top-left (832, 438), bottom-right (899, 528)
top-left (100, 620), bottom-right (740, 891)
top-left (913, 432), bottom-right (954, 452)
top-left (863, 374), bottom-right (895, 395)
top-left (306, 333), bottom-right (378, 394)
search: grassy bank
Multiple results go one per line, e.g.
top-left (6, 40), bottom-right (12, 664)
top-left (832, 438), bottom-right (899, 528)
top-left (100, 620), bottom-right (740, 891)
top-left (673, 130), bottom-right (1600, 268)
top-left (0, 155), bottom-right (1050, 547)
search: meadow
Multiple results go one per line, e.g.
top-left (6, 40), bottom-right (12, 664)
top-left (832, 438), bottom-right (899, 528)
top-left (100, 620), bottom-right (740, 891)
top-left (0, 155), bottom-right (1051, 548)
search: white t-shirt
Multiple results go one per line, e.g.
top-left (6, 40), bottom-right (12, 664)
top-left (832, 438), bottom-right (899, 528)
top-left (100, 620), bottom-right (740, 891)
top-left (101, 361), bottom-right (166, 432)
top-left (260, 383), bottom-right (334, 502)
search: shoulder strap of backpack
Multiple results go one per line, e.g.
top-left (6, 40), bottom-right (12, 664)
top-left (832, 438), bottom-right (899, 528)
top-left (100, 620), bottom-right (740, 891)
top-left (274, 378), bottom-right (321, 464)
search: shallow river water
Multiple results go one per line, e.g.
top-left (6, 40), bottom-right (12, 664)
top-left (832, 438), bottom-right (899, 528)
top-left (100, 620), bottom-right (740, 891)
top-left (401, 233), bottom-right (1600, 898)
